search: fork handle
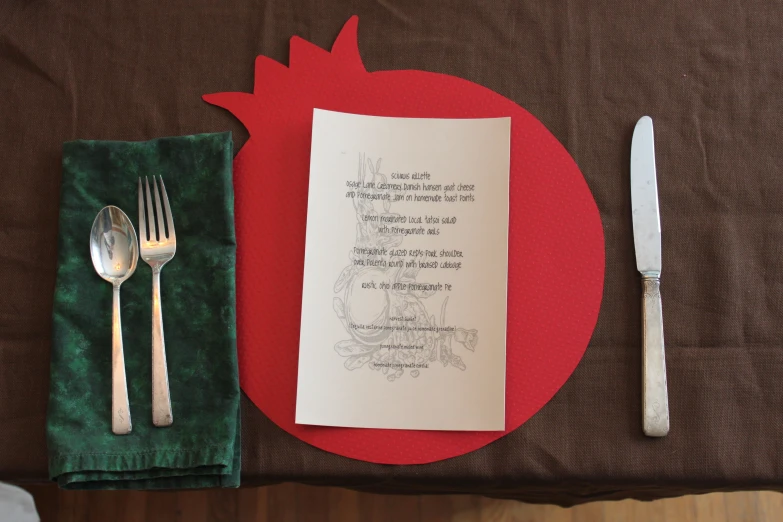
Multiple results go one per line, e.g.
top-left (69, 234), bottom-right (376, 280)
top-left (152, 269), bottom-right (174, 427)
top-left (642, 275), bottom-right (669, 437)
top-left (112, 285), bottom-right (132, 435)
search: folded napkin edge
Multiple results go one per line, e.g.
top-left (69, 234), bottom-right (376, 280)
top-left (62, 130), bottom-right (233, 147)
top-left (49, 442), bottom-right (236, 480)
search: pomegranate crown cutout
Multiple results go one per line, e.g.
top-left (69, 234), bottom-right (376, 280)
top-left (202, 16), bottom-right (365, 128)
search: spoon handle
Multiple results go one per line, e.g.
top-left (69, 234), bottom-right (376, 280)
top-left (151, 269), bottom-right (173, 427)
top-left (112, 285), bottom-right (132, 435)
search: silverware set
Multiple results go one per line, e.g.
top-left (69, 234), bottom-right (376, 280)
top-left (89, 176), bottom-right (176, 434)
top-left (88, 121), bottom-right (665, 438)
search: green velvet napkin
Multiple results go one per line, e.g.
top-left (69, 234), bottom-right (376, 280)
top-left (47, 132), bottom-right (240, 489)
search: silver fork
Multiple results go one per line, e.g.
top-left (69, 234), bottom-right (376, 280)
top-left (138, 176), bottom-right (176, 427)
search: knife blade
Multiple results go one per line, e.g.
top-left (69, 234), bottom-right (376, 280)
top-left (631, 115), bottom-right (669, 437)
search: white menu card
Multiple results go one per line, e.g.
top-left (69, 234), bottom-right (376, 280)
top-left (295, 109), bottom-right (510, 431)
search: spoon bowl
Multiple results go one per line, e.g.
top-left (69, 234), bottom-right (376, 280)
top-left (90, 206), bottom-right (139, 285)
top-left (89, 205), bottom-right (138, 435)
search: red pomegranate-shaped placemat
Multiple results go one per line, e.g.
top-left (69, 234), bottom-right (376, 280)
top-left (204, 16), bottom-right (604, 464)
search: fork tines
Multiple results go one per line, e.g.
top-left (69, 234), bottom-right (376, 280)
top-left (138, 176), bottom-right (175, 243)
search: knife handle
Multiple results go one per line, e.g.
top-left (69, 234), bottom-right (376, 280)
top-left (642, 275), bottom-right (669, 437)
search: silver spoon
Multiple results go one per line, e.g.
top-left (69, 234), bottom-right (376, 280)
top-left (89, 205), bottom-right (139, 435)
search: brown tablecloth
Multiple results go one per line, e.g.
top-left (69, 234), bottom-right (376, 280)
top-left (2, 0), bottom-right (783, 505)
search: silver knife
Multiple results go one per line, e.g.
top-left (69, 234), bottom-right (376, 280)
top-left (631, 115), bottom-right (669, 437)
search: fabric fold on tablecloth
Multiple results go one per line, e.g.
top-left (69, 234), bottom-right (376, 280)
top-left (47, 132), bottom-right (240, 490)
